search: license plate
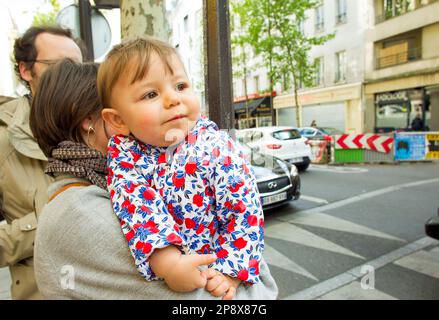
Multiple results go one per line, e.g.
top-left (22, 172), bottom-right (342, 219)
top-left (290, 157), bottom-right (303, 163)
top-left (262, 192), bottom-right (287, 205)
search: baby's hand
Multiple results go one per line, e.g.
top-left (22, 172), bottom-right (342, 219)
top-left (163, 253), bottom-right (217, 292)
top-left (202, 269), bottom-right (241, 300)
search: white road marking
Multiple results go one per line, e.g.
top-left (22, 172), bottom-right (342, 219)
top-left (309, 165), bottom-right (369, 174)
top-left (317, 281), bottom-right (398, 300)
top-left (300, 195), bottom-right (329, 204)
top-left (278, 177), bottom-right (439, 221)
top-left (265, 223), bottom-right (364, 259)
top-left (282, 237), bottom-right (439, 300)
top-left (289, 212), bottom-right (405, 242)
top-left (264, 244), bottom-right (318, 281)
top-left (393, 250), bottom-right (439, 279)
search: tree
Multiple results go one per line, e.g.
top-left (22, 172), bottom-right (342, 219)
top-left (120, 0), bottom-right (168, 40)
top-left (232, 0), bottom-right (334, 127)
top-left (32, 0), bottom-right (61, 27)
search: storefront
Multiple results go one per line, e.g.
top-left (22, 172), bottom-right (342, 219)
top-left (273, 83), bottom-right (363, 133)
top-left (233, 92), bottom-right (276, 129)
top-left (374, 88), bottom-right (430, 133)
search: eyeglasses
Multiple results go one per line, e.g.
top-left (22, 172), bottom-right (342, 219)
top-left (26, 59), bottom-right (61, 66)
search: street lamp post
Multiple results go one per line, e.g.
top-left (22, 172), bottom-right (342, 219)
top-left (78, 0), bottom-right (94, 61)
top-left (203, 0), bottom-right (234, 130)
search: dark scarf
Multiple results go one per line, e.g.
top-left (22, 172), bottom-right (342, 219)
top-left (45, 141), bottom-right (107, 190)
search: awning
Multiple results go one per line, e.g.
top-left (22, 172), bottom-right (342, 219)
top-left (233, 97), bottom-right (271, 115)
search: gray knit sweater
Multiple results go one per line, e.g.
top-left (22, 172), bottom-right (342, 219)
top-left (34, 175), bottom-right (278, 300)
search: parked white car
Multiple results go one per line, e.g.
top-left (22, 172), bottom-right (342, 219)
top-left (236, 126), bottom-right (313, 171)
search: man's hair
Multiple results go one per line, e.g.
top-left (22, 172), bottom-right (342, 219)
top-left (13, 26), bottom-right (80, 90)
top-left (97, 36), bottom-right (179, 109)
top-left (29, 59), bottom-right (101, 157)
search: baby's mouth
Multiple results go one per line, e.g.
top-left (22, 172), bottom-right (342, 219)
top-left (164, 114), bottom-right (187, 124)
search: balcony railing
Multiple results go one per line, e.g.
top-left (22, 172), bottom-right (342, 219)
top-left (376, 47), bottom-right (422, 69)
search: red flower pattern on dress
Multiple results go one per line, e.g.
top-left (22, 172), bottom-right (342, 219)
top-left (107, 117), bottom-right (264, 283)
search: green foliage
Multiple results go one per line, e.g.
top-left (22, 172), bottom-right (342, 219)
top-left (230, 0), bottom-right (335, 126)
top-left (32, 0), bottom-right (61, 27)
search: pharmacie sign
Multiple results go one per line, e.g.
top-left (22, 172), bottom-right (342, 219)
top-left (376, 91), bottom-right (408, 104)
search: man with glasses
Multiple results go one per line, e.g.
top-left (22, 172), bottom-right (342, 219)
top-left (0, 26), bottom-right (83, 299)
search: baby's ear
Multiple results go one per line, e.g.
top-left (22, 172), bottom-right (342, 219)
top-left (101, 108), bottom-right (130, 136)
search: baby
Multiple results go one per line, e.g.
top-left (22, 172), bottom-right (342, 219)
top-left (97, 37), bottom-right (264, 299)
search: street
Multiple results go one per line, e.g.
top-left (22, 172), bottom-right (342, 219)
top-left (264, 161), bottom-right (439, 300)
top-left (1, 161), bottom-right (439, 300)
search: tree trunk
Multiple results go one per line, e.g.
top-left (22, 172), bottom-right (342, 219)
top-left (120, 0), bottom-right (168, 41)
top-left (242, 46), bottom-right (249, 127)
top-left (293, 75), bottom-right (302, 127)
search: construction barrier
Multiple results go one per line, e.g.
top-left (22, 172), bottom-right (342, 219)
top-left (394, 132), bottom-right (439, 161)
top-left (309, 140), bottom-right (329, 164)
top-left (332, 133), bottom-right (395, 164)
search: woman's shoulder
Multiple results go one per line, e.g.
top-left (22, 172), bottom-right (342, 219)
top-left (39, 180), bottom-right (116, 238)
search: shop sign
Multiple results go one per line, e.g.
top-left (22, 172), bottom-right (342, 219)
top-left (376, 91), bottom-right (408, 104)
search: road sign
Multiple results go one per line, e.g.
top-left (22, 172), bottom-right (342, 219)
top-left (335, 134), bottom-right (394, 153)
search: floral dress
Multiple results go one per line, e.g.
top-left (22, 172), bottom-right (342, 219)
top-left (107, 117), bottom-right (264, 284)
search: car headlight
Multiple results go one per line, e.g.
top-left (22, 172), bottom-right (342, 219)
top-left (290, 164), bottom-right (299, 177)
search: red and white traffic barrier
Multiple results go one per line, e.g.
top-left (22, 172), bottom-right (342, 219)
top-left (335, 134), bottom-right (394, 153)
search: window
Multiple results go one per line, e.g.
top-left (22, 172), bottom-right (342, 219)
top-left (375, 30), bottom-right (422, 69)
top-left (314, 57), bottom-right (324, 86)
top-left (377, 0), bottom-right (436, 23)
top-left (272, 129), bottom-right (302, 140)
top-left (299, 20), bottom-right (305, 35)
top-left (183, 15), bottom-right (189, 33)
top-left (254, 75), bottom-right (260, 92)
top-left (335, 0), bottom-right (347, 24)
top-left (315, 4), bottom-right (324, 33)
top-left (335, 51), bottom-right (347, 83)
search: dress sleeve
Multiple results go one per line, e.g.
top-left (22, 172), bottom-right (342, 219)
top-left (107, 135), bottom-right (187, 281)
top-left (208, 134), bottom-right (264, 284)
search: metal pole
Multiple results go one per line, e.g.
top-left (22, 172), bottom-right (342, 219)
top-left (203, 0), bottom-right (234, 130)
top-left (78, 0), bottom-right (94, 61)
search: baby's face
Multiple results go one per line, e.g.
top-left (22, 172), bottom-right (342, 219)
top-left (110, 53), bottom-right (201, 147)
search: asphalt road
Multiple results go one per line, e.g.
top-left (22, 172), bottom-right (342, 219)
top-left (263, 161), bottom-right (439, 300)
top-left (1, 162), bottom-right (438, 300)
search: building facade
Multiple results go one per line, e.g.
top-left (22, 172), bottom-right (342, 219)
top-left (364, 0), bottom-right (439, 132)
top-left (273, 0), bottom-right (373, 133)
top-left (167, 0), bottom-right (207, 114)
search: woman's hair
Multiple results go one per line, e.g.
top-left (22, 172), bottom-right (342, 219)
top-left (30, 58), bottom-right (100, 157)
top-left (97, 36), bottom-right (178, 109)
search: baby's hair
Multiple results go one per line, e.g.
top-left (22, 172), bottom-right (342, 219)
top-left (97, 36), bottom-right (180, 109)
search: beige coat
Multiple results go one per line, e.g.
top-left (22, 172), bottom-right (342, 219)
top-left (0, 96), bottom-right (52, 300)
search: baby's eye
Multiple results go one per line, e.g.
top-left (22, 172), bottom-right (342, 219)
top-left (143, 91), bottom-right (158, 100)
top-left (176, 82), bottom-right (187, 91)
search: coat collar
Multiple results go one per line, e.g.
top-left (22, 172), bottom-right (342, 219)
top-left (4, 96), bottom-right (47, 161)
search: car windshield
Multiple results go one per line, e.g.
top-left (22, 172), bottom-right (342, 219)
top-left (272, 129), bottom-right (301, 140)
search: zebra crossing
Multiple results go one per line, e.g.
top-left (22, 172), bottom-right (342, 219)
top-left (263, 209), bottom-right (439, 300)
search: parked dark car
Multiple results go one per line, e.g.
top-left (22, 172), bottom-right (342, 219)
top-left (240, 143), bottom-right (301, 210)
top-left (425, 208), bottom-right (439, 240)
